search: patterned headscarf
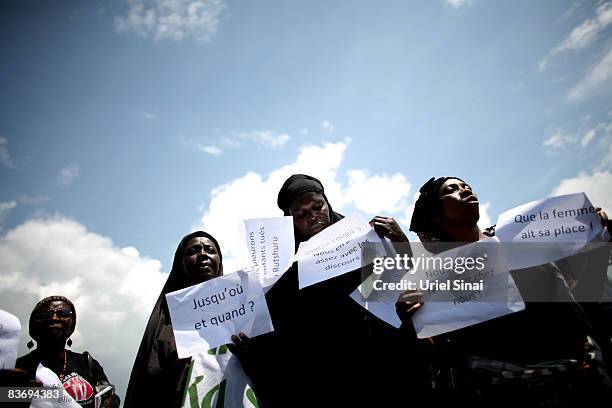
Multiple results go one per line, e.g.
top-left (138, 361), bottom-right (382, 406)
top-left (29, 295), bottom-right (77, 340)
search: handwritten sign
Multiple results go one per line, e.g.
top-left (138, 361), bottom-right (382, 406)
top-left (0, 309), bottom-right (20, 369)
top-left (166, 268), bottom-right (274, 357)
top-left (243, 216), bottom-right (295, 288)
top-left (294, 213), bottom-right (384, 289)
top-left (495, 193), bottom-right (609, 269)
top-left (411, 238), bottom-right (525, 338)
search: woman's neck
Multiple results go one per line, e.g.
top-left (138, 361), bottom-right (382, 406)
top-left (442, 221), bottom-right (487, 243)
top-left (37, 342), bottom-right (66, 362)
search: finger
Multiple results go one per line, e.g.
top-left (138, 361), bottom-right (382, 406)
top-left (407, 302), bottom-right (423, 314)
top-left (398, 291), bottom-right (423, 303)
top-left (599, 210), bottom-right (608, 225)
top-left (231, 335), bottom-right (240, 345)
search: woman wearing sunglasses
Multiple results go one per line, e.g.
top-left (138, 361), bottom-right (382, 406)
top-left (16, 296), bottom-right (119, 408)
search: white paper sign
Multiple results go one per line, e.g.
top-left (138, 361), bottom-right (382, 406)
top-left (295, 213), bottom-right (384, 289)
top-left (31, 364), bottom-right (81, 408)
top-left (349, 289), bottom-right (402, 328)
top-left (243, 216), bottom-right (295, 288)
top-left (495, 193), bottom-right (609, 269)
top-left (411, 238), bottom-right (525, 338)
top-left (349, 240), bottom-right (403, 328)
top-left (166, 268), bottom-right (274, 358)
top-left (182, 347), bottom-right (259, 408)
top-left (0, 309), bottom-right (21, 369)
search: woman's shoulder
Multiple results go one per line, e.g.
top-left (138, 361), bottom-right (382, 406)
top-left (15, 350), bottom-right (39, 372)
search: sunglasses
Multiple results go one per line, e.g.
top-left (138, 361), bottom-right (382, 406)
top-left (34, 309), bottom-right (73, 320)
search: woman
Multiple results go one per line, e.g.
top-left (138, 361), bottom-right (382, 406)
top-left (124, 231), bottom-right (223, 408)
top-left (234, 174), bottom-right (430, 407)
top-left (16, 296), bottom-right (119, 408)
top-left (407, 176), bottom-right (611, 406)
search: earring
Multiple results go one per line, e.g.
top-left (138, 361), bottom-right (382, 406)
top-left (27, 340), bottom-right (34, 349)
top-left (67, 338), bottom-right (72, 347)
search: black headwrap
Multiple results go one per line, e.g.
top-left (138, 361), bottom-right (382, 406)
top-left (277, 174), bottom-right (327, 215)
top-left (29, 295), bottom-right (77, 341)
top-left (277, 174), bottom-right (344, 244)
top-left (124, 231), bottom-right (223, 408)
top-left (410, 176), bottom-right (465, 245)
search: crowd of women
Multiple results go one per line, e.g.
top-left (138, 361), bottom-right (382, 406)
top-left (3, 173), bottom-right (612, 407)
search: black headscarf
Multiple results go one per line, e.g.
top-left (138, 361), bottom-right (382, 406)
top-left (124, 231), bottom-right (223, 408)
top-left (277, 174), bottom-right (343, 245)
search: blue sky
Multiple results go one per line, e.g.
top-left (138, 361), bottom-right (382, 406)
top-left (1, 0), bottom-right (611, 400)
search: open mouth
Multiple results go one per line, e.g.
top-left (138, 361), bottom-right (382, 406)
top-left (465, 195), bottom-right (479, 203)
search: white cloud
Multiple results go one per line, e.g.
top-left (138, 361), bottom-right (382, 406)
top-left (197, 144), bottom-right (223, 156)
top-left (540, 2), bottom-right (612, 70)
top-left (0, 137), bottom-right (16, 168)
top-left (239, 130), bottom-right (290, 149)
top-left (344, 170), bottom-right (410, 214)
top-left (194, 142), bottom-right (413, 262)
top-left (595, 122), bottom-right (612, 171)
top-left (0, 201), bottom-right (17, 225)
top-left (445, 0), bottom-right (471, 8)
top-left (552, 171), bottom-right (612, 212)
top-left (17, 195), bottom-right (52, 205)
top-left (543, 132), bottom-right (575, 153)
top-left (477, 201), bottom-right (493, 230)
top-left (568, 47), bottom-right (612, 101)
top-left (188, 130), bottom-right (291, 156)
top-left (0, 216), bottom-right (167, 400)
top-left (56, 164), bottom-right (80, 186)
top-left (131, 110), bottom-right (157, 120)
top-left (321, 120), bottom-right (335, 134)
top-left (220, 136), bottom-right (243, 149)
top-left (559, 2), bottom-right (581, 22)
top-left (115, 0), bottom-right (228, 43)
top-left (581, 128), bottom-right (598, 146)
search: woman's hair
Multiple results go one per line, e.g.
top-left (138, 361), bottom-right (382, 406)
top-left (29, 295), bottom-right (77, 341)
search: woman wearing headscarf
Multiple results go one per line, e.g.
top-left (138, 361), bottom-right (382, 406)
top-left (233, 174), bottom-right (431, 407)
top-left (16, 296), bottom-right (119, 408)
top-left (124, 231), bottom-right (223, 408)
top-left (406, 176), bottom-right (611, 407)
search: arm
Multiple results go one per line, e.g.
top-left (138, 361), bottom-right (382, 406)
top-left (89, 357), bottom-right (120, 408)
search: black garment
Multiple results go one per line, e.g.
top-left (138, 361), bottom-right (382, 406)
top-left (234, 175), bottom-right (432, 406)
top-left (16, 350), bottom-right (119, 408)
top-left (431, 263), bottom-right (604, 406)
top-left (237, 210), bottom-right (430, 406)
top-left (124, 231), bottom-right (223, 408)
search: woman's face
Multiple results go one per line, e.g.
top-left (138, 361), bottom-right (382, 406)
top-left (289, 192), bottom-right (331, 240)
top-left (182, 236), bottom-right (222, 284)
top-left (32, 300), bottom-right (74, 343)
top-left (437, 178), bottom-right (480, 224)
